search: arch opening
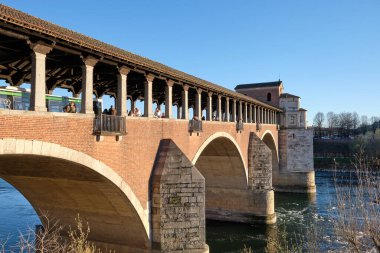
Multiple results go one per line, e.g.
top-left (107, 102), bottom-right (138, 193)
top-left (262, 132), bottom-right (279, 177)
top-left (0, 152), bottom-right (149, 251)
top-left (193, 134), bottom-right (248, 221)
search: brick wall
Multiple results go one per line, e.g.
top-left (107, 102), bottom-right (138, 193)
top-left (236, 86), bottom-right (281, 107)
top-left (0, 111), bottom-right (278, 209)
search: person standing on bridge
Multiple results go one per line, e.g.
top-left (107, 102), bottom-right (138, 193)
top-left (69, 102), bottom-right (76, 113)
top-left (63, 104), bottom-right (71, 113)
top-left (134, 107), bottom-right (141, 117)
top-left (154, 107), bottom-right (162, 118)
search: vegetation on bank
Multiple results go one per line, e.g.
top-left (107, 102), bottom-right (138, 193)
top-left (246, 150), bottom-right (379, 253)
top-left (314, 129), bottom-right (380, 169)
top-left (0, 215), bottom-right (109, 253)
top-left (313, 111), bottom-right (379, 139)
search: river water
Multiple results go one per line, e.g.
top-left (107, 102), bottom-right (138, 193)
top-left (0, 171), bottom-right (350, 252)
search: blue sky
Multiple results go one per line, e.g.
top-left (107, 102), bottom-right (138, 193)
top-left (2, 0), bottom-right (379, 123)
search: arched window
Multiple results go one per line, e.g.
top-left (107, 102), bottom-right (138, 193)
top-left (267, 93), bottom-right (272, 102)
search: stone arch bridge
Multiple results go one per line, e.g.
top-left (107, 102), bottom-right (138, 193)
top-left (0, 5), bottom-right (314, 253)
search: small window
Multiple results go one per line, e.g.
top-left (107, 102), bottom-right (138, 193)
top-left (267, 93), bottom-right (272, 102)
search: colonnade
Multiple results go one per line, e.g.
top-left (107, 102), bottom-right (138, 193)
top-left (28, 42), bottom-right (278, 125)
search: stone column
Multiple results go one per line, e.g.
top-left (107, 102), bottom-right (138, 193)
top-left (165, 80), bottom-right (174, 119)
top-left (248, 104), bottom-right (252, 123)
top-left (253, 105), bottom-right (256, 123)
top-left (262, 109), bottom-right (265, 124)
top-left (181, 85), bottom-right (189, 120)
top-left (271, 111), bottom-right (274, 124)
top-left (177, 105), bottom-right (181, 119)
top-left (243, 102), bottom-right (248, 123)
top-left (117, 66), bottom-right (130, 117)
top-left (238, 101), bottom-right (243, 122)
top-left (225, 97), bottom-right (230, 122)
top-left (232, 99), bottom-right (237, 122)
top-left (269, 110), bottom-right (271, 124)
top-left (30, 43), bottom-right (52, 112)
top-left (263, 109), bottom-right (266, 124)
top-left (206, 92), bottom-right (212, 121)
top-left (258, 107), bottom-right (261, 123)
top-left (217, 95), bottom-right (222, 122)
top-left (275, 112), bottom-right (277, 125)
top-left (81, 56), bottom-right (98, 114)
top-left (265, 109), bottom-right (268, 124)
top-left (144, 74), bottom-right (154, 117)
top-left (130, 98), bottom-right (136, 114)
top-left (195, 88), bottom-right (202, 119)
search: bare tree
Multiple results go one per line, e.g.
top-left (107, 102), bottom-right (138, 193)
top-left (313, 112), bottom-right (325, 138)
top-left (338, 112), bottom-right (355, 138)
top-left (370, 116), bottom-right (380, 134)
top-left (352, 112), bottom-right (360, 131)
top-left (333, 149), bottom-right (380, 252)
top-left (327, 112), bottom-right (338, 137)
top-left (361, 115), bottom-right (369, 135)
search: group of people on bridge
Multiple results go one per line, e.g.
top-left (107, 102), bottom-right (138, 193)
top-left (63, 102), bottom-right (77, 113)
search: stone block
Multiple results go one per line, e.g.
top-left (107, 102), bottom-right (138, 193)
top-left (150, 139), bottom-right (206, 252)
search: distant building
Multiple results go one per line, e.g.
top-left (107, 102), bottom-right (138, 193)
top-left (235, 80), bottom-right (315, 192)
top-left (235, 80), bottom-right (283, 108)
top-left (235, 80), bottom-right (307, 128)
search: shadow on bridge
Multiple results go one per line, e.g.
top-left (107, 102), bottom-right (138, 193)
top-left (192, 133), bottom-right (274, 224)
top-left (0, 139), bottom-right (150, 253)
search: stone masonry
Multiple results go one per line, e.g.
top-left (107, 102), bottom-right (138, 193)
top-left (150, 139), bottom-right (207, 252)
top-left (279, 129), bottom-right (314, 172)
top-left (248, 133), bottom-right (272, 190)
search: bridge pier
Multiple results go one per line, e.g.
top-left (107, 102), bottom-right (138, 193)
top-left (151, 139), bottom-right (208, 253)
top-left (276, 129), bottom-right (316, 193)
top-left (206, 188), bottom-right (275, 224)
top-left (273, 170), bottom-right (316, 193)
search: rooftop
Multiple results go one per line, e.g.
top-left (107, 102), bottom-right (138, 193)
top-left (235, 81), bottom-right (283, 90)
top-left (280, 93), bottom-right (300, 99)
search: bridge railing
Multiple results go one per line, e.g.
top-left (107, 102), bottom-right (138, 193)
top-left (189, 119), bottom-right (202, 133)
top-left (94, 114), bottom-right (126, 135)
top-left (0, 98), bottom-right (11, 109)
top-left (236, 121), bottom-right (244, 132)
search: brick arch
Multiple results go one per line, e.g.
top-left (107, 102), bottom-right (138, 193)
top-left (191, 132), bottom-right (249, 222)
top-left (261, 131), bottom-right (279, 175)
top-left (260, 129), bottom-right (278, 155)
top-left (0, 138), bottom-right (149, 252)
top-left (192, 132), bottom-right (248, 183)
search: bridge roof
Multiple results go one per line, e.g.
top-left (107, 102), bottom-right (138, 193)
top-left (280, 93), bottom-right (300, 99)
top-left (235, 81), bottom-right (283, 90)
top-left (0, 4), bottom-right (281, 111)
